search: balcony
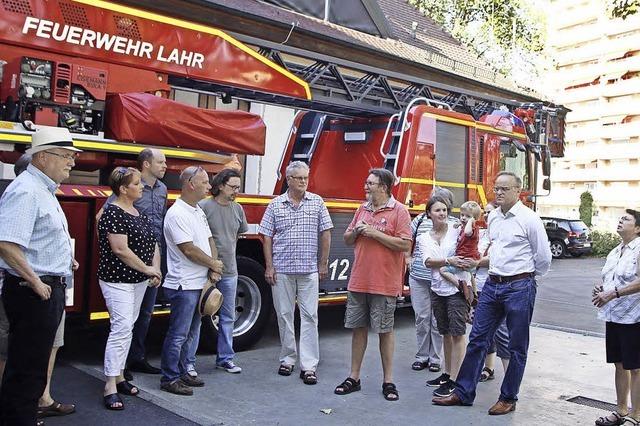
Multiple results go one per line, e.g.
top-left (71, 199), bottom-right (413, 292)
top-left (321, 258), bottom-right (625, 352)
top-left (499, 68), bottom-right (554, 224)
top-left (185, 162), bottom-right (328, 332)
top-left (551, 166), bottom-right (640, 182)
top-left (550, 23), bottom-right (601, 49)
top-left (566, 121), bottom-right (640, 140)
top-left (602, 78), bottom-right (640, 98)
top-left (565, 100), bottom-right (640, 123)
top-left (604, 17), bottom-right (640, 37)
top-left (563, 141), bottom-right (640, 162)
top-left (552, 6), bottom-right (598, 31)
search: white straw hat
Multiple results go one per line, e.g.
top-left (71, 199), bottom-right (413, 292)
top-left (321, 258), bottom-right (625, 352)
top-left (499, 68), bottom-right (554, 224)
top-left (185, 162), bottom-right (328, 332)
top-left (26, 126), bottom-right (82, 155)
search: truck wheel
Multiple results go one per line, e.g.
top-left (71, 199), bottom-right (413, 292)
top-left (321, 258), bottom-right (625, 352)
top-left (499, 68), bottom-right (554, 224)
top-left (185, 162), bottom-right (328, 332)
top-left (550, 240), bottom-right (566, 259)
top-left (200, 256), bottom-right (272, 353)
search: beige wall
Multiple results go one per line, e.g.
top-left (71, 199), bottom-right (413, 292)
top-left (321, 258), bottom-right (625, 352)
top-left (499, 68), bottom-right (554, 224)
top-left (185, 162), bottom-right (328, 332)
top-left (542, 0), bottom-right (640, 231)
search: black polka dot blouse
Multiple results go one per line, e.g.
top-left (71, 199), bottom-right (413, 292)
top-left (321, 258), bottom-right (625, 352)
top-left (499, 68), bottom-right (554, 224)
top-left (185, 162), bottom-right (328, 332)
top-left (98, 203), bottom-right (157, 283)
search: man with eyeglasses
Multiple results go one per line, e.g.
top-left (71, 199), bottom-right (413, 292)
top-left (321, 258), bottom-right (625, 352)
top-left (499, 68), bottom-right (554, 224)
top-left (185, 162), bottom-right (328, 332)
top-left (335, 168), bottom-right (412, 402)
top-left (199, 168), bottom-right (248, 374)
top-left (433, 171), bottom-right (551, 416)
top-left (97, 148), bottom-right (168, 380)
top-left (259, 161), bottom-right (333, 385)
top-left (0, 126), bottom-right (81, 425)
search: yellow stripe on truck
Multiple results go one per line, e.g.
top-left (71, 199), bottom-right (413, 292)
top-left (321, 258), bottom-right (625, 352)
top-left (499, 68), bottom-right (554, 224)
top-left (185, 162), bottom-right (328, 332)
top-left (90, 309), bottom-right (170, 321)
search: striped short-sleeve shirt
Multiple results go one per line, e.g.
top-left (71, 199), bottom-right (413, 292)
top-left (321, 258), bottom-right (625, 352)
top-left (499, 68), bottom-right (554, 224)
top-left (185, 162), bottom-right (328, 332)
top-left (258, 191), bottom-right (333, 274)
top-left (598, 236), bottom-right (640, 324)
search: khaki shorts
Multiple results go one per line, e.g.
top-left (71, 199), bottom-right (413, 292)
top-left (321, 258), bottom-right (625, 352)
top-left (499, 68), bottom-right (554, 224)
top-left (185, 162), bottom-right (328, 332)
top-left (53, 310), bottom-right (65, 348)
top-left (431, 290), bottom-right (468, 336)
top-left (344, 291), bottom-right (397, 333)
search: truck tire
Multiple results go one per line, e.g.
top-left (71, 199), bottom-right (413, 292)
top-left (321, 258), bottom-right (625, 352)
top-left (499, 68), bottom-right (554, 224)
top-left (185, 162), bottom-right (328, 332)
top-left (200, 256), bottom-right (272, 353)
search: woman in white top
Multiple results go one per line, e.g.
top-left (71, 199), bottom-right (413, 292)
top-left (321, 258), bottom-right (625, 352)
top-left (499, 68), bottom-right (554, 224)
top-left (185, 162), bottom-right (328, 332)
top-left (418, 196), bottom-right (475, 398)
top-left (592, 208), bottom-right (640, 426)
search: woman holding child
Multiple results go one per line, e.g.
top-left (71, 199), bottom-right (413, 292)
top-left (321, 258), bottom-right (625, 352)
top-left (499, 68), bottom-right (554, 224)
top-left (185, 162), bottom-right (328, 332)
top-left (417, 196), bottom-right (476, 398)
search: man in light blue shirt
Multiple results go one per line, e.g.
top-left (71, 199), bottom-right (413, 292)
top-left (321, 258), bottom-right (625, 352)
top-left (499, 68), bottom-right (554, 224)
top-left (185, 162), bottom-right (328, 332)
top-left (0, 126), bottom-right (81, 425)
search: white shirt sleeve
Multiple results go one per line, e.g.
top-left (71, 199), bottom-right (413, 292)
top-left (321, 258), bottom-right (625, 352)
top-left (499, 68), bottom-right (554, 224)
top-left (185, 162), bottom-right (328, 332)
top-left (529, 214), bottom-right (552, 276)
top-left (165, 213), bottom-right (194, 245)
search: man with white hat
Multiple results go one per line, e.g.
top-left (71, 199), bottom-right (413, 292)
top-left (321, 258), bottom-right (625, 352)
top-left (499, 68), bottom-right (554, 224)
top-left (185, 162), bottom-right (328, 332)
top-left (0, 126), bottom-right (81, 425)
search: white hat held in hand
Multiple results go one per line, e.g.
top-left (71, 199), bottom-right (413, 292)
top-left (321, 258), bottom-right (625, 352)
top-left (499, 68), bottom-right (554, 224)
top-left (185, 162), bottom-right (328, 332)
top-left (199, 278), bottom-right (224, 316)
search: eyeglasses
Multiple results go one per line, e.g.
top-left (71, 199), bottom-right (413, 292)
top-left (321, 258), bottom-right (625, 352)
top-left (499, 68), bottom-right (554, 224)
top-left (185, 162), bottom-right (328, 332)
top-left (44, 151), bottom-right (78, 161)
top-left (493, 186), bottom-right (515, 193)
top-left (288, 176), bottom-right (309, 182)
top-left (185, 166), bottom-right (205, 183)
top-left (224, 183), bottom-right (241, 191)
top-left (365, 180), bottom-right (380, 187)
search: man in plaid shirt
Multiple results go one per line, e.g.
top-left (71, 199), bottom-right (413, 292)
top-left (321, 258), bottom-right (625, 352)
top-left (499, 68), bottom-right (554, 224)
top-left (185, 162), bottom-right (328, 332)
top-left (259, 161), bottom-right (332, 385)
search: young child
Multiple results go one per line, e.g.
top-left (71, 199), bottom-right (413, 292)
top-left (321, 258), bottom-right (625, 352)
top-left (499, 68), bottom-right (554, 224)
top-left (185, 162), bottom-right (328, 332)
top-left (439, 201), bottom-right (482, 302)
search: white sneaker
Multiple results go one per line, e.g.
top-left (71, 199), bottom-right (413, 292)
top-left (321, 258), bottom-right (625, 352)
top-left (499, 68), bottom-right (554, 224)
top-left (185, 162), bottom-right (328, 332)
top-left (186, 364), bottom-right (198, 378)
top-left (217, 361), bottom-right (242, 374)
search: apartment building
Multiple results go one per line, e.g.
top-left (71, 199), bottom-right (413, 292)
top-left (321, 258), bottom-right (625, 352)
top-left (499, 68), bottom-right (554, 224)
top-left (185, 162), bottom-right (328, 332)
top-left (540, 0), bottom-right (640, 230)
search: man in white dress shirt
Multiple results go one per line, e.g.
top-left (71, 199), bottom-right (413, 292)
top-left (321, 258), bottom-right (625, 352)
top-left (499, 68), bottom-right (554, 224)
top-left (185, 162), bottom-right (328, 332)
top-left (433, 171), bottom-right (551, 416)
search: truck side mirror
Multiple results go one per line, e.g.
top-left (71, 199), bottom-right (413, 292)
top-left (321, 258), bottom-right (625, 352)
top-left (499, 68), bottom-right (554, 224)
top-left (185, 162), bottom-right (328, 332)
top-left (541, 146), bottom-right (551, 177)
top-left (542, 178), bottom-right (551, 191)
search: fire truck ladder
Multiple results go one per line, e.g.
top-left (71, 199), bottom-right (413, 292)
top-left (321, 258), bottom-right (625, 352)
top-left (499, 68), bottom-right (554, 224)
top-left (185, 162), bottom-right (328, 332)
top-left (291, 112), bottom-right (327, 164)
top-left (169, 33), bottom-right (542, 119)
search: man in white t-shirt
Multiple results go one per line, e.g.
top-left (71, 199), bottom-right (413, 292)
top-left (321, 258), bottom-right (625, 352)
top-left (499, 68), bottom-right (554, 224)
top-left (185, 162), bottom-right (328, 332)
top-left (160, 166), bottom-right (223, 396)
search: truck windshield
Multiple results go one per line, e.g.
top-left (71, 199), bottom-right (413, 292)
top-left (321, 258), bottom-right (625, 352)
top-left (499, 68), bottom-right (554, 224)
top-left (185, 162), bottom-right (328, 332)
top-left (499, 140), bottom-right (529, 190)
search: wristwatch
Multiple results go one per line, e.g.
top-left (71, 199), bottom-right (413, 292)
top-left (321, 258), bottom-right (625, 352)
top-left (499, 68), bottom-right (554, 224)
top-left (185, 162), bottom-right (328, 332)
top-left (444, 258), bottom-right (450, 266)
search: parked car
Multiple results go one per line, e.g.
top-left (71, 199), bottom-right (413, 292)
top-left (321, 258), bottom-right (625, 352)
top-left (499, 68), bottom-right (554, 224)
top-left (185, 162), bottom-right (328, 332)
top-left (541, 217), bottom-right (592, 259)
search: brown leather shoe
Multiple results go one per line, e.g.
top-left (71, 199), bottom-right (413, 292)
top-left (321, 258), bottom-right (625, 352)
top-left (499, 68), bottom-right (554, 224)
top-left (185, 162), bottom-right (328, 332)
top-left (432, 392), bottom-right (463, 406)
top-left (488, 400), bottom-right (516, 415)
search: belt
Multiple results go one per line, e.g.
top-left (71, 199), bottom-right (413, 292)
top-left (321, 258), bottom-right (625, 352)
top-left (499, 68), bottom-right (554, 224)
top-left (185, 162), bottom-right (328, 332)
top-left (6, 273), bottom-right (66, 287)
top-left (488, 272), bottom-right (534, 283)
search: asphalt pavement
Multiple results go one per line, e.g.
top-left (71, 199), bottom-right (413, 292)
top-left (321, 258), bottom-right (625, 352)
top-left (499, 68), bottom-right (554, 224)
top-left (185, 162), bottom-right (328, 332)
top-left (47, 257), bottom-right (614, 425)
top-left (533, 257), bottom-right (605, 336)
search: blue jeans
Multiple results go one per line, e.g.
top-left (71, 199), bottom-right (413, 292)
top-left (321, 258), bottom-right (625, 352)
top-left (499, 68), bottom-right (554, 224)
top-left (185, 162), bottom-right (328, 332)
top-left (477, 291), bottom-right (510, 360)
top-left (160, 287), bottom-right (202, 384)
top-left (127, 285), bottom-right (158, 363)
top-left (216, 275), bottom-right (237, 364)
top-left (455, 277), bottom-right (537, 404)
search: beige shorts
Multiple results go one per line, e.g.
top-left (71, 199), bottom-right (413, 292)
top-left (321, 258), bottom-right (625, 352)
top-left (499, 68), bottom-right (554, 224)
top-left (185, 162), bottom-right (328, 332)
top-left (344, 291), bottom-right (397, 333)
top-left (53, 310), bottom-right (65, 348)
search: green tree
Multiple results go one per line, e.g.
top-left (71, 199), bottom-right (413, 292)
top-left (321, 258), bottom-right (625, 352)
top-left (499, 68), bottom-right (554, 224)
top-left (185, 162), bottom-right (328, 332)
top-left (408, 0), bottom-right (547, 81)
top-left (608, 0), bottom-right (640, 19)
top-left (579, 191), bottom-right (594, 227)
top-left (408, 0), bottom-right (545, 53)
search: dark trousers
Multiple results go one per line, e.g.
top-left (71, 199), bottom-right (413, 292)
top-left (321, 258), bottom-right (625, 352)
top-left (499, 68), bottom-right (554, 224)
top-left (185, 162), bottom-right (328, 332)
top-left (127, 285), bottom-right (158, 364)
top-left (0, 277), bottom-right (64, 426)
top-left (454, 277), bottom-right (537, 404)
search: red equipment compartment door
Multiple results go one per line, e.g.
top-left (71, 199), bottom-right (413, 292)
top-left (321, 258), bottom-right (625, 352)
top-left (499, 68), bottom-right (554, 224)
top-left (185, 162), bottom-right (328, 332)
top-left (60, 199), bottom-right (92, 313)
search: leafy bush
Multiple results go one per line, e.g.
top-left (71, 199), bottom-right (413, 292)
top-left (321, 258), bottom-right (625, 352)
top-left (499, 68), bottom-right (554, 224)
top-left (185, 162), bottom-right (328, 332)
top-left (579, 192), bottom-right (593, 227)
top-left (590, 230), bottom-right (621, 257)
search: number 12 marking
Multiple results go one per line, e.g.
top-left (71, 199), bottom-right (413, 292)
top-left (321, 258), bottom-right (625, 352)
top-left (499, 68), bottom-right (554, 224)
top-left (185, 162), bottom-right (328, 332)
top-left (328, 259), bottom-right (350, 281)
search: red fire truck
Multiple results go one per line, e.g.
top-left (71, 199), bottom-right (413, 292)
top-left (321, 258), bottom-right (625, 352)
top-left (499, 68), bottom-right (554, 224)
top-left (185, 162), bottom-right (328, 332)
top-left (0, 0), bottom-right (566, 350)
